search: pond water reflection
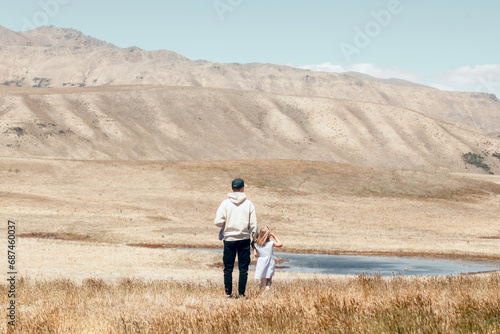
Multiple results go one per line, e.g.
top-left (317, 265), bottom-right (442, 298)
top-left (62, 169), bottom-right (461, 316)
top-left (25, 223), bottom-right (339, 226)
top-left (173, 248), bottom-right (500, 276)
top-left (270, 252), bottom-right (500, 276)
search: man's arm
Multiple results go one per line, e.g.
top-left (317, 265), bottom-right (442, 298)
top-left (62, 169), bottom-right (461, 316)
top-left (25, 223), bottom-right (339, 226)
top-left (214, 201), bottom-right (226, 227)
top-left (249, 205), bottom-right (258, 240)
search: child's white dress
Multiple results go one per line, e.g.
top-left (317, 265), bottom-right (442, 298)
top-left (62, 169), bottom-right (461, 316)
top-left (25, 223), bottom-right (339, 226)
top-left (254, 241), bottom-right (275, 279)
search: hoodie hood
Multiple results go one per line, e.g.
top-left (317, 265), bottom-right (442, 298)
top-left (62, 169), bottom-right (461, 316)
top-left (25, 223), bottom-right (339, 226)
top-left (228, 192), bottom-right (247, 205)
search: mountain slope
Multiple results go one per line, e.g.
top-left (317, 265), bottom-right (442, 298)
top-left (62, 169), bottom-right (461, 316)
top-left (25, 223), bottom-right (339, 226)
top-left (0, 26), bottom-right (499, 136)
top-left (1, 85), bottom-right (499, 173)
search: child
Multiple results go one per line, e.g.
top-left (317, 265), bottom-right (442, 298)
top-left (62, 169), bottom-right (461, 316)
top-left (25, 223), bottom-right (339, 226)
top-left (253, 226), bottom-right (283, 293)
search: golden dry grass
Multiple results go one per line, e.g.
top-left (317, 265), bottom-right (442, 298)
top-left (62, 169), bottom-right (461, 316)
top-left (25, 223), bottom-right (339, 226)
top-left (1, 274), bottom-right (499, 333)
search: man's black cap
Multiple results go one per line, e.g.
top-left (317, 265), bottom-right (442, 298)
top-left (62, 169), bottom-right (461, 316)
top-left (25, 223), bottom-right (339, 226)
top-left (231, 178), bottom-right (245, 189)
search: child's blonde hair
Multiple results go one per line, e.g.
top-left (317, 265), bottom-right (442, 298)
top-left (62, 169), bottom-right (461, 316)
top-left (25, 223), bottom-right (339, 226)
top-left (256, 226), bottom-right (271, 247)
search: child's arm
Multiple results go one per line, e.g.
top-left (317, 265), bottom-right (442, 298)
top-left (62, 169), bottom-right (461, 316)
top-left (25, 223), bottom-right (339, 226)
top-left (270, 233), bottom-right (283, 248)
top-left (253, 248), bottom-right (259, 258)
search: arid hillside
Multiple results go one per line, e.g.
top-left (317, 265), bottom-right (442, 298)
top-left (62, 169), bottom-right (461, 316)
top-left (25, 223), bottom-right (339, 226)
top-left (1, 26), bottom-right (499, 136)
top-left (1, 85), bottom-right (500, 173)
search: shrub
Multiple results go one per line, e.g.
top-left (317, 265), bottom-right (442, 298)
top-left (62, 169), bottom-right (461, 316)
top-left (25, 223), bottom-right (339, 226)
top-left (10, 127), bottom-right (24, 136)
top-left (462, 152), bottom-right (491, 173)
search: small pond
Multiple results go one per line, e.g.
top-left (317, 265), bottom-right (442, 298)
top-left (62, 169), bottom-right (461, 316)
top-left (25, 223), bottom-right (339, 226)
top-left (271, 252), bottom-right (500, 276)
top-left (169, 248), bottom-right (500, 276)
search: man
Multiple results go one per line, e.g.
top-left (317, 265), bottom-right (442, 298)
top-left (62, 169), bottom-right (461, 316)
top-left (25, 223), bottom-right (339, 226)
top-left (214, 178), bottom-right (258, 298)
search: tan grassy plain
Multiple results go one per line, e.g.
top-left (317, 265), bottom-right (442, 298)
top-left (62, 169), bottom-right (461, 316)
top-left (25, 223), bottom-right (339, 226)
top-left (1, 157), bottom-right (499, 280)
top-left (1, 158), bottom-right (500, 332)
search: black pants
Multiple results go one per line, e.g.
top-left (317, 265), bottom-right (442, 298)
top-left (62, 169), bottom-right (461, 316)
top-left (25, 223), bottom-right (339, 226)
top-left (223, 239), bottom-right (251, 296)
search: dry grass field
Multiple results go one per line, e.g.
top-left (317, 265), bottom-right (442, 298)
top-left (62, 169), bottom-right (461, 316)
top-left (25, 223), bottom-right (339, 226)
top-left (1, 274), bottom-right (499, 333)
top-left (1, 157), bottom-right (500, 332)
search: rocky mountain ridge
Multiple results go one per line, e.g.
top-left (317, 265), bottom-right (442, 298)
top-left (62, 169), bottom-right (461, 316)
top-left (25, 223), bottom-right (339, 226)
top-left (0, 25), bottom-right (499, 136)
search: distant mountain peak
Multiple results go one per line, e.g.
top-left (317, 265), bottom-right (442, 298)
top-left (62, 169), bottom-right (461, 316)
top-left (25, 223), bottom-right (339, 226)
top-left (0, 25), bottom-right (30, 46)
top-left (21, 25), bottom-right (115, 49)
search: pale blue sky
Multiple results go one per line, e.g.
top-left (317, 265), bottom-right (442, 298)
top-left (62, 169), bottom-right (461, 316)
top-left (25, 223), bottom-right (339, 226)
top-left (1, 0), bottom-right (499, 95)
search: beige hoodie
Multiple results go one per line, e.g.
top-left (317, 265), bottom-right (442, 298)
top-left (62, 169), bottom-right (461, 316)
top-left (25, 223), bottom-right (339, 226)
top-left (214, 192), bottom-right (258, 242)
